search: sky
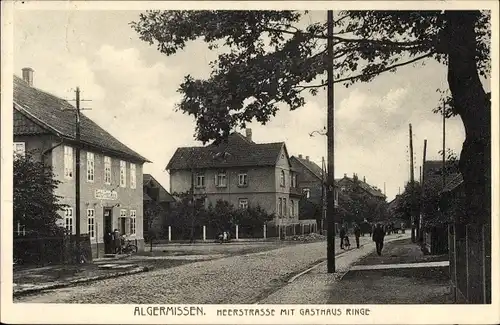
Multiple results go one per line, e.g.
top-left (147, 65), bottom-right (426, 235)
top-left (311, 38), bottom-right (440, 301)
top-left (13, 9), bottom-right (489, 201)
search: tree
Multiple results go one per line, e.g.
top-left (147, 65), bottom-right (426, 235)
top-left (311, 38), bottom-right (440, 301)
top-left (13, 152), bottom-right (66, 236)
top-left (144, 201), bottom-right (165, 252)
top-left (395, 181), bottom-right (422, 225)
top-left (131, 10), bottom-right (491, 224)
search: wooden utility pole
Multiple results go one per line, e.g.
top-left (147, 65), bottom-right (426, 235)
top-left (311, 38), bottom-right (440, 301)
top-left (326, 10), bottom-right (336, 273)
top-left (75, 87), bottom-right (82, 263)
top-left (409, 123), bottom-right (415, 242)
top-left (419, 139), bottom-right (427, 242)
top-left (321, 156), bottom-right (326, 234)
top-left (442, 100), bottom-right (446, 189)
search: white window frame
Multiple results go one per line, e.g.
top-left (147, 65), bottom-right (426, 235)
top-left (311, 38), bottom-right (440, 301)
top-left (64, 207), bottom-right (73, 234)
top-left (283, 198), bottom-right (287, 217)
top-left (120, 160), bottom-right (127, 187)
top-left (239, 198), bottom-right (249, 209)
top-left (280, 170), bottom-right (285, 187)
top-left (130, 210), bottom-right (136, 236)
top-left (13, 142), bottom-right (26, 158)
top-left (196, 173), bottom-right (205, 188)
top-left (104, 156), bottom-right (112, 185)
top-left (119, 209), bottom-right (127, 235)
top-left (216, 172), bottom-right (227, 188)
top-left (64, 146), bottom-right (74, 179)
top-left (130, 163), bottom-right (136, 189)
top-left (86, 152), bottom-right (95, 182)
top-left (87, 209), bottom-right (95, 239)
top-left (303, 188), bottom-right (311, 199)
top-left (238, 173), bottom-right (248, 187)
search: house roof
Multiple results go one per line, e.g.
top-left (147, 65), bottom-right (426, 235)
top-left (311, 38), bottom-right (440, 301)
top-left (422, 160), bottom-right (458, 194)
top-left (143, 192), bottom-right (153, 201)
top-left (166, 132), bottom-right (287, 170)
top-left (13, 75), bottom-right (150, 163)
top-left (290, 156), bottom-right (324, 181)
top-left (441, 173), bottom-right (464, 193)
top-left (143, 174), bottom-right (175, 203)
top-left (337, 176), bottom-right (386, 198)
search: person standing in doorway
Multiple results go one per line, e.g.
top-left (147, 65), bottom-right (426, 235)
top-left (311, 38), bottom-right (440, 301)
top-left (372, 223), bottom-right (386, 256)
top-left (354, 223), bottom-right (361, 249)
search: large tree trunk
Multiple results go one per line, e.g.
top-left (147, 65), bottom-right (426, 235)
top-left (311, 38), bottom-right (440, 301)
top-left (445, 11), bottom-right (491, 225)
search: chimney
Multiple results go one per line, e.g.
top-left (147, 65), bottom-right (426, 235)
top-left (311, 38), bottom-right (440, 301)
top-left (344, 173), bottom-right (347, 177)
top-left (22, 67), bottom-right (34, 86)
top-left (306, 156), bottom-right (309, 161)
top-left (298, 154), bottom-right (303, 159)
top-left (363, 176), bottom-right (366, 183)
top-left (245, 128), bottom-right (252, 142)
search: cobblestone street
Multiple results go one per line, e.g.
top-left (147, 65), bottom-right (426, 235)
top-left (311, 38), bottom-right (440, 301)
top-left (14, 235), bottom-right (397, 304)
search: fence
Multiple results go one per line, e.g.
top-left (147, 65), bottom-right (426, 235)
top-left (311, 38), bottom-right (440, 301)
top-left (13, 234), bottom-right (92, 267)
top-left (164, 221), bottom-right (319, 242)
top-left (448, 223), bottom-right (491, 304)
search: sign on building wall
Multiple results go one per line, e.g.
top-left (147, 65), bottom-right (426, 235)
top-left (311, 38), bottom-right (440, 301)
top-left (95, 189), bottom-right (118, 200)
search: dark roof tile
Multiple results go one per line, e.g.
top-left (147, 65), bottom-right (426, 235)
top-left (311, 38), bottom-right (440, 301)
top-left (13, 75), bottom-right (149, 163)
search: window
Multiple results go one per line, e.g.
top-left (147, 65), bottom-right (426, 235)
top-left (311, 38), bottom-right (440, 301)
top-left (283, 198), bottom-right (287, 217)
top-left (238, 173), bottom-right (248, 187)
top-left (130, 210), bottom-right (136, 236)
top-left (104, 156), bottom-right (111, 185)
top-left (120, 160), bottom-right (127, 187)
top-left (13, 142), bottom-right (25, 158)
top-left (215, 171), bottom-right (227, 187)
top-left (303, 188), bottom-right (311, 199)
top-left (291, 173), bottom-right (297, 188)
top-left (86, 152), bottom-right (95, 182)
top-left (16, 221), bottom-right (26, 236)
top-left (278, 198), bottom-right (283, 217)
top-left (64, 207), bottom-right (73, 233)
top-left (290, 200), bottom-right (295, 217)
top-left (87, 209), bottom-right (95, 238)
top-left (64, 146), bottom-right (73, 179)
top-left (196, 173), bottom-right (205, 188)
top-left (239, 198), bottom-right (248, 209)
top-left (130, 163), bottom-right (136, 189)
top-left (280, 170), bottom-right (286, 187)
top-left (119, 209), bottom-right (127, 235)
top-left (334, 189), bottom-right (339, 207)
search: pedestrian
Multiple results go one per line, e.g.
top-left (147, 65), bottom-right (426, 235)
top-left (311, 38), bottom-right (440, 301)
top-left (372, 223), bottom-right (386, 256)
top-left (113, 229), bottom-right (121, 254)
top-left (339, 225), bottom-right (346, 249)
top-left (354, 223), bottom-right (361, 249)
top-left (222, 231), bottom-right (228, 243)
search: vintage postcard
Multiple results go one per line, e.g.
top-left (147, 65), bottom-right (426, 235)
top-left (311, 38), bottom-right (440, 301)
top-left (1, 0), bottom-right (499, 324)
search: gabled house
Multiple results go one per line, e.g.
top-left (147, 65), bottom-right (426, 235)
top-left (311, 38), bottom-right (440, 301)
top-left (143, 174), bottom-right (176, 237)
top-left (290, 155), bottom-right (339, 224)
top-left (336, 173), bottom-right (386, 200)
top-left (13, 68), bottom-right (150, 256)
top-left (166, 129), bottom-right (300, 225)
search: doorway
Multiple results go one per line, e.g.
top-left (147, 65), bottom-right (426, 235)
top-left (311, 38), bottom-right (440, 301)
top-left (103, 208), bottom-right (113, 254)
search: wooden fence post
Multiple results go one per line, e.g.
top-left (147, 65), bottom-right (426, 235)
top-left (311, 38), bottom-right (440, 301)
top-left (465, 225), bottom-right (470, 303)
top-left (203, 225), bottom-right (206, 242)
top-left (168, 226), bottom-right (172, 242)
top-left (263, 224), bottom-right (267, 239)
top-left (482, 225), bottom-right (486, 304)
top-left (235, 225), bottom-right (239, 240)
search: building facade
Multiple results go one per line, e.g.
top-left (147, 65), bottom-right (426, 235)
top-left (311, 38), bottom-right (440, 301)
top-left (166, 129), bottom-right (300, 225)
top-left (13, 69), bottom-right (149, 257)
top-left (143, 173), bottom-right (176, 238)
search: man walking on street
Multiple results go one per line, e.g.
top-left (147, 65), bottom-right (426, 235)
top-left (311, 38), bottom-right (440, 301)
top-left (354, 223), bottom-right (361, 248)
top-left (372, 223), bottom-right (385, 256)
top-left (339, 225), bottom-right (346, 250)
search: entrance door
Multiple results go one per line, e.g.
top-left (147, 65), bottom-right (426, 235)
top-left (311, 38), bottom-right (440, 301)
top-left (103, 208), bottom-right (113, 254)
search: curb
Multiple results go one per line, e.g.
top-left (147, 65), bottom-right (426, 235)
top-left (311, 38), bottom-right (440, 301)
top-left (13, 266), bottom-right (152, 297)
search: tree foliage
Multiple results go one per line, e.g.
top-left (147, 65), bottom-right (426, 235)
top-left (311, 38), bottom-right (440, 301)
top-left (13, 152), bottom-right (66, 236)
top-left (337, 184), bottom-right (389, 224)
top-left (132, 10), bottom-right (492, 223)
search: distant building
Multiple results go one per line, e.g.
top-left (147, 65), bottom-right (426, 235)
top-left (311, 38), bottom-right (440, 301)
top-left (166, 129), bottom-right (300, 225)
top-left (143, 174), bottom-right (176, 238)
top-left (336, 173), bottom-right (386, 201)
top-left (13, 69), bottom-right (150, 256)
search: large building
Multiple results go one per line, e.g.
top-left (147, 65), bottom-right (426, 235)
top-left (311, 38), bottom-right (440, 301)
top-left (13, 68), bottom-right (150, 256)
top-left (166, 129), bottom-right (301, 225)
